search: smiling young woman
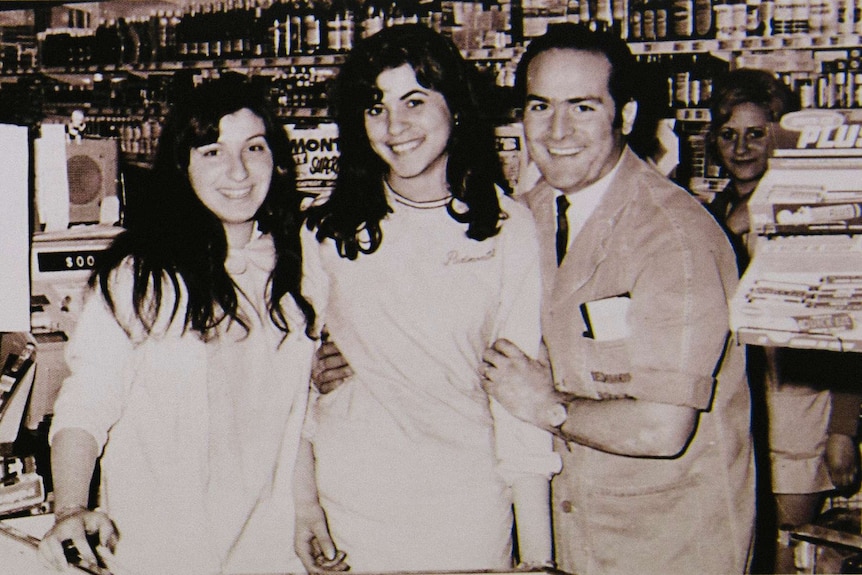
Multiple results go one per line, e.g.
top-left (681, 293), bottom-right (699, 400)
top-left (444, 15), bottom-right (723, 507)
top-left (296, 23), bottom-right (561, 574)
top-left (39, 73), bottom-right (317, 575)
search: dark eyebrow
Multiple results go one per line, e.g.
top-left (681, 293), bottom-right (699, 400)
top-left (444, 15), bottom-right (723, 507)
top-left (400, 89), bottom-right (428, 102)
top-left (525, 94), bottom-right (548, 103)
top-left (525, 95), bottom-right (601, 105)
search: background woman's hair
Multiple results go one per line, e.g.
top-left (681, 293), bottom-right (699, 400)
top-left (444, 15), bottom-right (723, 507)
top-left (707, 68), bottom-right (801, 160)
top-left (93, 72), bottom-right (315, 338)
top-left (305, 23), bottom-right (507, 260)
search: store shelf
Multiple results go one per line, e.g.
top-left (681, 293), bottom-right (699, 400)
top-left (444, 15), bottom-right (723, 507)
top-left (630, 34), bottom-right (862, 55)
top-left (675, 108), bottom-right (711, 122)
top-left (30, 53), bottom-right (347, 77)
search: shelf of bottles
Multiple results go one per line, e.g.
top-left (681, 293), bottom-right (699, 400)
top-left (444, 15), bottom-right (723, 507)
top-left (518, 0), bottom-right (862, 51)
top-left (34, 62), bottom-right (343, 166)
top-left (28, 0), bottom-right (520, 71)
top-left (0, 0), bottom-right (523, 166)
top-left (6, 0), bottom-right (862, 172)
top-left (3, 0), bottom-right (862, 73)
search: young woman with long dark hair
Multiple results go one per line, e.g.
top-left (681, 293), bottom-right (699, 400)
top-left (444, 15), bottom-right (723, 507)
top-left (295, 24), bottom-right (560, 574)
top-left (40, 73), bottom-right (317, 574)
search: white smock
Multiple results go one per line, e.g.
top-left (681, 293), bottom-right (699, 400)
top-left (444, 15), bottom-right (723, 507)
top-left (301, 189), bottom-right (560, 572)
top-left (49, 233), bottom-right (315, 575)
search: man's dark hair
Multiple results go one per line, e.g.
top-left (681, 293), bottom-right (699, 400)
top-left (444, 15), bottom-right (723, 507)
top-left (513, 23), bottom-right (662, 157)
top-left (513, 23), bottom-right (639, 122)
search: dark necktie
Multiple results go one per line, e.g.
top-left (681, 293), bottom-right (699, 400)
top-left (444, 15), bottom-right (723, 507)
top-left (556, 195), bottom-right (570, 266)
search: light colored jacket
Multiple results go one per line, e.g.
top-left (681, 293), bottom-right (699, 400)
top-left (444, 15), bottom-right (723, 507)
top-left (523, 148), bottom-right (755, 575)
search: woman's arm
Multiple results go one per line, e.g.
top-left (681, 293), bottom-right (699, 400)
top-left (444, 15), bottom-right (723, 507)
top-left (511, 475), bottom-right (554, 568)
top-left (39, 428), bottom-right (117, 571)
top-left (294, 437), bottom-right (349, 573)
top-left (490, 398), bottom-right (558, 568)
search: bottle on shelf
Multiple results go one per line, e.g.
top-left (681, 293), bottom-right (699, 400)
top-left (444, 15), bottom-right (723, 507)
top-left (595, 0), bottom-right (614, 30)
top-left (327, 0), bottom-right (357, 53)
top-left (250, 0), bottom-right (273, 57)
top-left (789, 0), bottom-right (810, 35)
top-left (672, 0), bottom-right (695, 38)
top-left (175, 4), bottom-right (193, 59)
top-left (268, 0), bottom-right (291, 57)
top-left (629, 0), bottom-right (645, 39)
top-left (745, 0), bottom-right (763, 36)
top-left (692, 0), bottom-right (714, 38)
top-left (361, 0), bottom-right (386, 39)
top-left (229, 0), bottom-right (253, 58)
top-left (288, 0), bottom-right (304, 55)
top-left (301, 0), bottom-right (323, 54)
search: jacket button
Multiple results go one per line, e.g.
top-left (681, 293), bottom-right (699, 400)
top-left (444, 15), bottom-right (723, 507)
top-left (561, 500), bottom-right (573, 513)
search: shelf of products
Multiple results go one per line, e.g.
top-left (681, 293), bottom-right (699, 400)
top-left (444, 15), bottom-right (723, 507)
top-left (730, 110), bottom-right (862, 352)
top-left (2, 0), bottom-right (861, 174)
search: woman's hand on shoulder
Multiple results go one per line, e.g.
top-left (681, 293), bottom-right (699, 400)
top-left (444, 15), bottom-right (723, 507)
top-left (39, 507), bottom-right (117, 572)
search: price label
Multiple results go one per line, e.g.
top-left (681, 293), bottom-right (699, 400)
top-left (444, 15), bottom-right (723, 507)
top-left (37, 250), bottom-right (104, 273)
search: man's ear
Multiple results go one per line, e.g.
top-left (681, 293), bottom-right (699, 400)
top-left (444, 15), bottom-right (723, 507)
top-left (621, 100), bottom-right (638, 136)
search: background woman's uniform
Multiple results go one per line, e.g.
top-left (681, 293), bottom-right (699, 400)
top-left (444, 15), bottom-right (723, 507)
top-left (301, 189), bottom-right (560, 572)
top-left (707, 183), bottom-right (861, 498)
top-left (50, 234), bottom-right (314, 575)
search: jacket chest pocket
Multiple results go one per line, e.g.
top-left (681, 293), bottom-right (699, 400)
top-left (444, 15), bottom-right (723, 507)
top-left (553, 336), bottom-right (633, 400)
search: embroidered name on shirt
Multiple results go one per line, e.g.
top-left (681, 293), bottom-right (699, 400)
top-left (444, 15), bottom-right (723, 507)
top-left (445, 248), bottom-right (495, 265)
top-left (591, 371), bottom-right (632, 383)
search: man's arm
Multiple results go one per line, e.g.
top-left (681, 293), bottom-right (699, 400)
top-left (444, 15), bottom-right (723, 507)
top-left (311, 338), bottom-right (353, 395)
top-left (555, 395), bottom-right (697, 457)
top-left (482, 339), bottom-right (698, 458)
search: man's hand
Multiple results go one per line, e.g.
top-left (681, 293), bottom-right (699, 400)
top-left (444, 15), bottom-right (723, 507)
top-left (481, 339), bottom-right (563, 429)
top-left (312, 339), bottom-right (354, 395)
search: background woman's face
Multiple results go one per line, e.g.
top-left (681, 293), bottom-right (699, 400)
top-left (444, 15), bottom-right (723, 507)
top-left (363, 64), bottom-right (452, 186)
top-left (716, 102), bottom-right (773, 187)
top-left (188, 108), bottom-right (273, 231)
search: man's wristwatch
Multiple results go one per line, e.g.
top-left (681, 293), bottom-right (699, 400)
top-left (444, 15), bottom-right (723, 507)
top-left (547, 402), bottom-right (568, 428)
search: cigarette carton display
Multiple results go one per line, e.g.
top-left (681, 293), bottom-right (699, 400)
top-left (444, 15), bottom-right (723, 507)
top-left (729, 110), bottom-right (862, 352)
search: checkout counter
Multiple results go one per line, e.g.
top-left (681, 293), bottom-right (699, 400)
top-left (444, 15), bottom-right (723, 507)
top-left (0, 513), bottom-right (109, 575)
top-left (0, 332), bottom-right (102, 574)
top-left (0, 223), bottom-right (119, 573)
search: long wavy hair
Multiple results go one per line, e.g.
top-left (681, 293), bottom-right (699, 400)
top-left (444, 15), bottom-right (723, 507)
top-left (92, 72), bottom-right (315, 339)
top-left (304, 24), bottom-right (507, 260)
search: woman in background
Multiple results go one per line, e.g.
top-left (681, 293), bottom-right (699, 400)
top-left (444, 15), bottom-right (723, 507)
top-left (709, 68), bottom-right (861, 573)
top-left (295, 23), bottom-right (560, 574)
top-left (39, 73), bottom-right (317, 575)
